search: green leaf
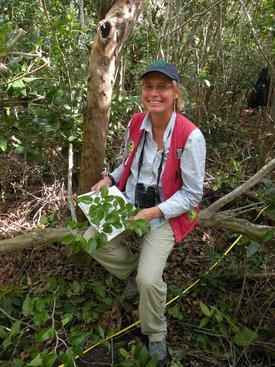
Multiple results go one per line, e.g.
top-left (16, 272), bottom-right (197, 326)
top-left (33, 311), bottom-right (49, 325)
top-left (139, 345), bottom-right (149, 365)
top-left (11, 79), bottom-right (27, 96)
top-left (86, 238), bottom-right (97, 254)
top-left (67, 135), bottom-right (76, 142)
top-left (119, 348), bottom-right (129, 358)
top-left (78, 195), bottom-right (93, 204)
top-left (145, 353), bottom-right (158, 367)
top-left (27, 354), bottom-right (42, 367)
top-left (0, 137), bottom-right (7, 152)
top-left (91, 217), bottom-right (100, 226)
top-left (262, 229), bottom-right (274, 243)
top-left (112, 221), bottom-right (123, 229)
top-left (100, 186), bottom-right (109, 198)
top-left (35, 298), bottom-right (46, 312)
top-left (168, 304), bottom-right (184, 320)
top-left (188, 208), bottom-right (197, 222)
top-left (102, 202), bottom-right (112, 211)
top-left (199, 301), bottom-right (210, 317)
top-left (121, 361), bottom-right (135, 367)
top-left (61, 313), bottom-right (73, 326)
top-left (35, 327), bottom-right (56, 343)
top-left (94, 197), bottom-right (101, 204)
top-left (95, 233), bottom-right (107, 247)
top-left (96, 208), bottom-right (105, 220)
top-left (214, 309), bottom-right (223, 322)
top-left (115, 196), bottom-right (125, 208)
top-left (10, 321), bottom-right (21, 337)
top-left (199, 317), bottom-right (209, 328)
top-left (246, 242), bottom-right (260, 257)
top-left (75, 233), bottom-right (83, 242)
top-left (0, 326), bottom-right (7, 339)
top-left (93, 285), bottom-right (106, 299)
top-left (105, 195), bottom-right (115, 202)
top-left (233, 327), bottom-right (258, 346)
top-left (102, 224), bottom-right (112, 233)
top-left (42, 352), bottom-right (56, 367)
top-left (98, 325), bottom-right (105, 338)
top-left (58, 348), bottom-right (75, 367)
top-left (22, 296), bottom-right (33, 316)
top-left (88, 205), bottom-right (97, 217)
top-left (61, 233), bottom-right (75, 245)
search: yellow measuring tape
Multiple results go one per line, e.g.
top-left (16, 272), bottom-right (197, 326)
top-left (58, 206), bottom-right (268, 366)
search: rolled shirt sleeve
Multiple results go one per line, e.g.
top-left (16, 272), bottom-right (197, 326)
top-left (158, 128), bottom-right (206, 219)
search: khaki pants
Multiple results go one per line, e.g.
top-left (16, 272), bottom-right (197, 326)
top-left (84, 222), bottom-right (175, 342)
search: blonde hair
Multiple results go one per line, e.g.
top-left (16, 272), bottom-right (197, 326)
top-left (172, 80), bottom-right (183, 112)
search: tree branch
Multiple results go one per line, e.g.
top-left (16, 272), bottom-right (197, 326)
top-left (198, 211), bottom-right (274, 242)
top-left (0, 51), bottom-right (41, 58)
top-left (6, 29), bottom-right (27, 51)
top-left (162, 0), bottom-right (225, 38)
top-left (0, 228), bottom-right (70, 254)
top-left (0, 60), bottom-right (49, 86)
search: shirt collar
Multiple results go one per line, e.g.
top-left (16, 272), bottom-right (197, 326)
top-left (140, 111), bottom-right (177, 142)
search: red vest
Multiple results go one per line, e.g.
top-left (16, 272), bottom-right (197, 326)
top-left (118, 112), bottom-right (199, 243)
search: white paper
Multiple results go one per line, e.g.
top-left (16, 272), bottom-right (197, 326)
top-left (77, 186), bottom-right (128, 241)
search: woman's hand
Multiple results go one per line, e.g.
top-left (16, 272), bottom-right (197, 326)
top-left (91, 176), bottom-right (112, 195)
top-left (130, 207), bottom-right (163, 222)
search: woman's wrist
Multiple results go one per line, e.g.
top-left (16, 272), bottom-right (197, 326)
top-left (102, 175), bottom-right (112, 187)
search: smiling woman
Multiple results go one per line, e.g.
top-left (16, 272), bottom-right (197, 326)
top-left (141, 73), bottom-right (177, 120)
top-left (86, 61), bottom-right (206, 366)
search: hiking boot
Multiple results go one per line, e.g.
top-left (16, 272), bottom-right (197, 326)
top-left (149, 338), bottom-right (167, 366)
top-left (121, 271), bottom-right (138, 300)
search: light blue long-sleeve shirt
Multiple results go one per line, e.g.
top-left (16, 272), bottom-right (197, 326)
top-left (110, 111), bottom-right (206, 229)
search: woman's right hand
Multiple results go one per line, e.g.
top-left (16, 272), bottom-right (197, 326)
top-left (91, 176), bottom-right (112, 195)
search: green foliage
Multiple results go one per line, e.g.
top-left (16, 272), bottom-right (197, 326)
top-left (118, 344), bottom-right (158, 367)
top-left (0, 0), bottom-right (93, 165)
top-left (0, 274), bottom-right (117, 366)
top-left (62, 186), bottom-right (151, 255)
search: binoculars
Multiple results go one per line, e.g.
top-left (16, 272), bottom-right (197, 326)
top-left (135, 183), bottom-right (160, 208)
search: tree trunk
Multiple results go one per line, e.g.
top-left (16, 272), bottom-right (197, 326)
top-left (78, 0), bottom-right (145, 195)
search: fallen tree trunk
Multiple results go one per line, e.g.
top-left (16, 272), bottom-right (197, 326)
top-left (0, 228), bottom-right (70, 254)
top-left (1, 159), bottom-right (274, 254)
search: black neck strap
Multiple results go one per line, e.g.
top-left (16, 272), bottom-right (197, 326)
top-left (137, 130), bottom-right (165, 187)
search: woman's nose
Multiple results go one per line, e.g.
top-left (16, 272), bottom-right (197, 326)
top-left (150, 87), bottom-right (160, 95)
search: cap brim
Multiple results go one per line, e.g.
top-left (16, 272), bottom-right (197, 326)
top-left (140, 69), bottom-right (178, 82)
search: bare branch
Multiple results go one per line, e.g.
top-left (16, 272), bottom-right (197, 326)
top-left (162, 0), bottom-right (225, 39)
top-left (239, 0), bottom-right (274, 75)
top-left (0, 60), bottom-right (49, 86)
top-left (6, 29), bottom-right (27, 51)
top-left (0, 51), bottom-right (41, 58)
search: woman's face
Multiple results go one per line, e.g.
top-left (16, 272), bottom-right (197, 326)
top-left (141, 72), bottom-right (178, 115)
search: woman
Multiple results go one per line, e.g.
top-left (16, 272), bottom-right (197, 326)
top-left (85, 61), bottom-right (206, 366)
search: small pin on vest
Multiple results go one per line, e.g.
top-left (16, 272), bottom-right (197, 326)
top-left (176, 148), bottom-right (183, 160)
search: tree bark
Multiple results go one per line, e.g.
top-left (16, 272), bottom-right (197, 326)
top-left (0, 228), bottom-right (70, 254)
top-left (78, 0), bottom-right (145, 195)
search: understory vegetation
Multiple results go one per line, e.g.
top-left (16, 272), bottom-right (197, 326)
top-left (0, 0), bottom-right (274, 366)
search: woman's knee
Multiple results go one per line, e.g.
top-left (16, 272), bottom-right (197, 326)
top-left (136, 272), bottom-right (160, 291)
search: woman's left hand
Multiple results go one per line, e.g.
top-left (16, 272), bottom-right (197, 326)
top-left (130, 207), bottom-right (163, 222)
